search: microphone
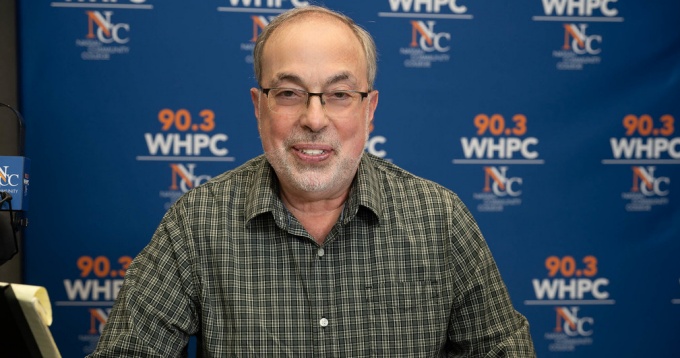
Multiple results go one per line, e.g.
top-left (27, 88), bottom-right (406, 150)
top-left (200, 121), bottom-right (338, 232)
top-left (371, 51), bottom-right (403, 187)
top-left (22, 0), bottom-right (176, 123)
top-left (0, 191), bottom-right (11, 203)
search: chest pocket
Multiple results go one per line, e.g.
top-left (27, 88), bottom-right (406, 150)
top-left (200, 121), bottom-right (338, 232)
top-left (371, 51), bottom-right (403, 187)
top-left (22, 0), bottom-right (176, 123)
top-left (365, 279), bottom-right (449, 356)
top-left (369, 280), bottom-right (440, 311)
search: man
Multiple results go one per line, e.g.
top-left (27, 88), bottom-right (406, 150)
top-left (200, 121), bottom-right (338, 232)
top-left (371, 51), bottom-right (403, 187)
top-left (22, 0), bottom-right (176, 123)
top-left (89, 5), bottom-right (535, 357)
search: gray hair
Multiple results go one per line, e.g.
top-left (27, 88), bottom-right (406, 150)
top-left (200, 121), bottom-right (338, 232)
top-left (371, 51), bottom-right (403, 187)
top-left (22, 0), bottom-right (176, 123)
top-left (252, 5), bottom-right (378, 90)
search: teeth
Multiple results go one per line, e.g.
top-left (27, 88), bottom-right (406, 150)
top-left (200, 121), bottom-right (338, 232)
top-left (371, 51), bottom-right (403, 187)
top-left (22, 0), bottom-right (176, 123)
top-left (301, 149), bottom-right (325, 155)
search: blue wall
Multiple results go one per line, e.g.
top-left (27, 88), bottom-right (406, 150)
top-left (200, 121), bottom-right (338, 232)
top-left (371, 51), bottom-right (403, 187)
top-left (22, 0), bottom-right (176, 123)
top-left (18, 1), bottom-right (680, 356)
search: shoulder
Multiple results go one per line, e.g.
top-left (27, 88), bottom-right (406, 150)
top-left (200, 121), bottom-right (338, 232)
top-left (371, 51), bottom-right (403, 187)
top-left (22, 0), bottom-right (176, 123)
top-left (364, 154), bottom-right (481, 241)
top-left (365, 154), bottom-right (463, 207)
top-left (171, 155), bottom-right (268, 212)
top-left (207, 155), bottom-right (267, 187)
top-left (363, 155), bottom-right (488, 271)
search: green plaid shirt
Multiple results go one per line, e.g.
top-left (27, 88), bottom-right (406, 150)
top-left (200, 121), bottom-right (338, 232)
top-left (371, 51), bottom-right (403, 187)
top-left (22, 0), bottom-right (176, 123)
top-left (90, 154), bottom-right (535, 357)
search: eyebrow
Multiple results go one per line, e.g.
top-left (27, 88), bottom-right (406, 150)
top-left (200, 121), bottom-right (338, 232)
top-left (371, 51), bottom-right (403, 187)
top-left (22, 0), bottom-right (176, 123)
top-left (269, 71), bottom-right (358, 89)
top-left (270, 73), bottom-right (304, 88)
top-left (324, 72), bottom-right (357, 87)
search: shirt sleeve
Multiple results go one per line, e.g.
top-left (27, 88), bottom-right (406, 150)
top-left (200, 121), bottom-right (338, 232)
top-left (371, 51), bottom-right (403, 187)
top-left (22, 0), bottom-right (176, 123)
top-left (87, 203), bottom-right (199, 357)
top-left (446, 196), bottom-right (536, 357)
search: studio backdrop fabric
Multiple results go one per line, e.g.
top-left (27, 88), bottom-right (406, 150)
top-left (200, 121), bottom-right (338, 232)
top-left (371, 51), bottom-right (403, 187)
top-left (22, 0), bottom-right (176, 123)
top-left (17, 1), bottom-right (680, 356)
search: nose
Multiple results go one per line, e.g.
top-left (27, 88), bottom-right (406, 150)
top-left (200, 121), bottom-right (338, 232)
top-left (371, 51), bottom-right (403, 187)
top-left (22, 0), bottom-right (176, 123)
top-left (300, 93), bottom-right (328, 132)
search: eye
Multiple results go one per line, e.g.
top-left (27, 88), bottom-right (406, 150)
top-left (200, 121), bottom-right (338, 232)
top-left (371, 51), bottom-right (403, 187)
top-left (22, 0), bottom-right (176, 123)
top-left (275, 88), bottom-right (303, 98)
top-left (327, 91), bottom-right (353, 101)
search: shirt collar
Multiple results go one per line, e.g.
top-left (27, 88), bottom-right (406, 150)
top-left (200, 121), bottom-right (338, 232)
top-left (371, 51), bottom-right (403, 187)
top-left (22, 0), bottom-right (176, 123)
top-left (245, 153), bottom-right (383, 225)
top-left (244, 156), bottom-right (283, 225)
top-left (344, 153), bottom-right (383, 224)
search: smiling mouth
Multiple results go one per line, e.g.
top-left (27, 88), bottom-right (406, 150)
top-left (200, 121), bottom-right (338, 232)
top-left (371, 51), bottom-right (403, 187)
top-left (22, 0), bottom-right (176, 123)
top-left (299, 149), bottom-right (326, 155)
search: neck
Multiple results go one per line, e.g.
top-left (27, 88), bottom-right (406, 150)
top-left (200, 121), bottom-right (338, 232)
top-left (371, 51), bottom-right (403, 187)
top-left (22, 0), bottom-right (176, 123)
top-left (279, 186), bottom-right (349, 245)
top-left (279, 186), bottom-right (348, 216)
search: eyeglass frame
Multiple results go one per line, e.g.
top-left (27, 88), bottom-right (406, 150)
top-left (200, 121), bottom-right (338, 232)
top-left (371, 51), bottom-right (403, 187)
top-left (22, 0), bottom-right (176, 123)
top-left (259, 87), bottom-right (371, 115)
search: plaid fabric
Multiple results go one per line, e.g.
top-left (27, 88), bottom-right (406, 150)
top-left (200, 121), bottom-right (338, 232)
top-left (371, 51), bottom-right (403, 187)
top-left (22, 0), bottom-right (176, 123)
top-left (89, 153), bottom-right (535, 357)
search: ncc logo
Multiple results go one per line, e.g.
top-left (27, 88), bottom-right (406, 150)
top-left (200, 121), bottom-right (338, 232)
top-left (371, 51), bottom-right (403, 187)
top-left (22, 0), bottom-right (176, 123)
top-left (555, 307), bottom-right (593, 337)
top-left (0, 166), bottom-right (21, 187)
top-left (483, 166), bottom-right (522, 197)
top-left (86, 11), bottom-right (130, 44)
top-left (631, 166), bottom-right (670, 196)
top-left (170, 163), bottom-right (212, 193)
top-left (410, 21), bottom-right (450, 52)
top-left (563, 24), bottom-right (601, 55)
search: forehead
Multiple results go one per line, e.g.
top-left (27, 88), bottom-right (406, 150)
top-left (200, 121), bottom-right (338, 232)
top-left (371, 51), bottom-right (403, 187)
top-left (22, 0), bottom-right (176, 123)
top-left (260, 14), bottom-right (367, 87)
top-left (268, 12), bottom-right (358, 46)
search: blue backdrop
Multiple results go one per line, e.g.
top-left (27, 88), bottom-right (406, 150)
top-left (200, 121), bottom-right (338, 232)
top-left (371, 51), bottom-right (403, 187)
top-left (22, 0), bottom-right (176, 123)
top-left (18, 0), bottom-right (680, 356)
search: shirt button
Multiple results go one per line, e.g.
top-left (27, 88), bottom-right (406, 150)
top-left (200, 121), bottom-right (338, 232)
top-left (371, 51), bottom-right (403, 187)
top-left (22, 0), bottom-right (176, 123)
top-left (319, 318), bottom-right (329, 327)
top-left (317, 248), bottom-right (325, 257)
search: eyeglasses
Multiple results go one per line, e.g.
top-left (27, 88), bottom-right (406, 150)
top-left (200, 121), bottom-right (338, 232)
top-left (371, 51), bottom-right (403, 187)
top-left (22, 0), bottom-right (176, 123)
top-left (260, 87), bottom-right (370, 117)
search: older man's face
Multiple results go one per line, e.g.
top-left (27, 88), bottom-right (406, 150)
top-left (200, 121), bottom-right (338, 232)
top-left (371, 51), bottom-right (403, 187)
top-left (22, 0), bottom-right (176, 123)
top-left (251, 14), bottom-right (378, 197)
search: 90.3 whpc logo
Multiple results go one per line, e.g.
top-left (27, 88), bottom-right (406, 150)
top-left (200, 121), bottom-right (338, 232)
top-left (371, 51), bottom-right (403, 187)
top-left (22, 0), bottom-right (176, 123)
top-left (535, 0), bottom-right (621, 70)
